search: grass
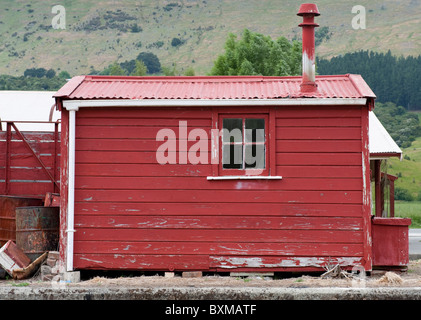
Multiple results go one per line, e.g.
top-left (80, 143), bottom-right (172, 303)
top-left (11, 282), bottom-right (30, 287)
top-left (395, 201), bottom-right (421, 228)
top-left (388, 127), bottom-right (421, 200)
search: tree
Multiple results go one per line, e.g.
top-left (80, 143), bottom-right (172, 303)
top-left (183, 67), bottom-right (195, 76)
top-left (24, 67), bottom-right (47, 78)
top-left (58, 70), bottom-right (71, 79)
top-left (45, 69), bottom-right (56, 79)
top-left (136, 52), bottom-right (161, 74)
top-left (374, 101), bottom-right (421, 148)
top-left (316, 51), bottom-right (421, 110)
top-left (162, 64), bottom-right (179, 76)
top-left (171, 37), bottom-right (183, 47)
top-left (210, 29), bottom-right (302, 76)
top-left (109, 61), bottom-right (126, 76)
top-left (131, 60), bottom-right (148, 76)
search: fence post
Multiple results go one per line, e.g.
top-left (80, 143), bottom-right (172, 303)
top-left (5, 122), bottom-right (12, 195)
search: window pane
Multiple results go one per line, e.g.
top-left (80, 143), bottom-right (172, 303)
top-left (245, 144), bottom-right (265, 169)
top-left (223, 118), bottom-right (242, 143)
top-left (222, 144), bottom-right (243, 169)
top-left (245, 119), bottom-right (265, 143)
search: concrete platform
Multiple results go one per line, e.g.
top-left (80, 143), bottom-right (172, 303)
top-left (0, 285), bottom-right (421, 300)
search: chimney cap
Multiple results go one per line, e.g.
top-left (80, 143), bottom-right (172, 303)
top-left (297, 3), bottom-right (320, 16)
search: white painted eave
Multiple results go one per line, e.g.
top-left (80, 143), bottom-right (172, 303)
top-left (63, 98), bottom-right (368, 109)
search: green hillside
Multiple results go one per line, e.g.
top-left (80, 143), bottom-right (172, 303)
top-left (0, 0), bottom-right (420, 77)
top-left (388, 115), bottom-right (421, 200)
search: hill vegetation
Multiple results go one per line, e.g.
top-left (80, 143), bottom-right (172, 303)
top-left (317, 51), bottom-right (421, 110)
top-left (374, 102), bottom-right (421, 148)
top-left (0, 0), bottom-right (419, 77)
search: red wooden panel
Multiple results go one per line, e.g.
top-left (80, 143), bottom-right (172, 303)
top-left (74, 241), bottom-right (364, 256)
top-left (0, 182), bottom-right (55, 198)
top-left (76, 125), bottom-right (211, 140)
top-left (74, 253), bottom-right (364, 271)
top-left (277, 166), bottom-right (362, 178)
top-left (76, 176), bottom-right (362, 191)
top-left (276, 127), bottom-right (361, 140)
top-left (0, 141), bottom-right (57, 155)
top-left (2, 154), bottom-right (57, 168)
top-left (77, 107), bottom-right (212, 119)
top-left (74, 215), bottom-right (362, 230)
top-left (74, 254), bottom-right (210, 270)
top-left (276, 153), bottom-right (361, 166)
top-left (75, 202), bottom-right (363, 217)
top-left (76, 138), bottom-right (210, 152)
top-left (76, 151), bottom-right (361, 167)
top-left (0, 167), bottom-right (56, 181)
top-left (76, 139), bottom-right (162, 151)
top-left (372, 218), bottom-right (411, 266)
top-left (276, 140), bottom-right (361, 153)
top-left (75, 163), bottom-right (212, 177)
top-left (75, 189), bottom-right (363, 204)
top-left (276, 117), bottom-right (361, 127)
top-left (275, 106), bottom-right (362, 118)
top-left (77, 117), bottom-right (212, 127)
top-left (76, 151), bottom-right (160, 164)
top-left (1, 131), bottom-right (58, 141)
top-left (76, 228), bottom-right (363, 243)
top-left (210, 255), bottom-right (364, 270)
top-left (76, 150), bottom-right (210, 164)
top-left (75, 140), bottom-right (362, 153)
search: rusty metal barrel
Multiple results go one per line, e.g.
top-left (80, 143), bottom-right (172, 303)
top-left (15, 207), bottom-right (59, 262)
top-left (0, 196), bottom-right (43, 247)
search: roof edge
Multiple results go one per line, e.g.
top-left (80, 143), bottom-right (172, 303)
top-left (53, 76), bottom-right (86, 98)
top-left (347, 74), bottom-right (376, 99)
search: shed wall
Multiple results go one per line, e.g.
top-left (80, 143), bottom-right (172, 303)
top-left (71, 105), bottom-right (367, 271)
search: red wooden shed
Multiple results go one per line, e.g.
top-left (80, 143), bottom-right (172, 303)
top-left (54, 4), bottom-right (379, 273)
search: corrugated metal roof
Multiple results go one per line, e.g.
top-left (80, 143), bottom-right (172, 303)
top-left (54, 74), bottom-right (376, 100)
top-left (369, 111), bottom-right (402, 159)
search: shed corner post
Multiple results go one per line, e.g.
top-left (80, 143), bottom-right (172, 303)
top-left (64, 103), bottom-right (79, 272)
top-left (361, 105), bottom-right (372, 272)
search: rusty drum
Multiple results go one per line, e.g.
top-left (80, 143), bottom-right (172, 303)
top-left (0, 196), bottom-right (43, 247)
top-left (15, 207), bottom-right (59, 262)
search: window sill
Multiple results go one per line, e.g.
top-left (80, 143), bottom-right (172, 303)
top-left (207, 176), bottom-right (283, 181)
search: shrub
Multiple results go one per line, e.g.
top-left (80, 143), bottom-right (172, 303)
top-left (171, 37), bottom-right (183, 47)
top-left (395, 187), bottom-right (414, 201)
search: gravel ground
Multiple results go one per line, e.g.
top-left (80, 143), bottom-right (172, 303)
top-left (1, 259), bottom-right (421, 289)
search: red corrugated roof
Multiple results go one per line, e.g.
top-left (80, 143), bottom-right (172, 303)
top-left (54, 74), bottom-right (376, 101)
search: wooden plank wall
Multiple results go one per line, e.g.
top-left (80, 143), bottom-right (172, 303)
top-left (73, 106), bottom-right (365, 271)
top-left (0, 131), bottom-right (60, 198)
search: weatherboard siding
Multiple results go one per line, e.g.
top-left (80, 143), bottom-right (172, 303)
top-left (71, 105), bottom-right (367, 271)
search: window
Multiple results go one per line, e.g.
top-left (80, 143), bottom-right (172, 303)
top-left (220, 114), bottom-right (268, 176)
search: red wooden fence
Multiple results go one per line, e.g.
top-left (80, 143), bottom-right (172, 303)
top-left (0, 121), bottom-right (60, 198)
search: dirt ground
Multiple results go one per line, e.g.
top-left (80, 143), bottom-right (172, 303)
top-left (4, 259), bottom-right (421, 289)
top-left (74, 259), bottom-right (421, 288)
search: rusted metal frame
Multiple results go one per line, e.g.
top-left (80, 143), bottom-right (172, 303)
top-left (5, 122), bottom-right (12, 195)
top-left (9, 122), bottom-right (60, 192)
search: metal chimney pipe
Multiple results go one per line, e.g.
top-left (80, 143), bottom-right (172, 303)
top-left (297, 3), bottom-right (320, 93)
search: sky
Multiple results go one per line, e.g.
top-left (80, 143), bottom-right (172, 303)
top-left (0, 90), bottom-right (60, 131)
